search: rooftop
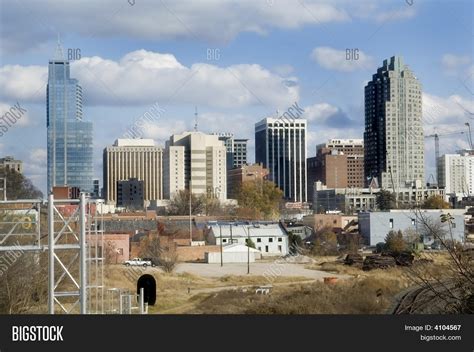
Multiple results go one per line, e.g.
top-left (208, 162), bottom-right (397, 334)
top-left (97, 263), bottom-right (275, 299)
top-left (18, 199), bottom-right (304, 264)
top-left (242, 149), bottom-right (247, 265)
top-left (113, 139), bottom-right (155, 147)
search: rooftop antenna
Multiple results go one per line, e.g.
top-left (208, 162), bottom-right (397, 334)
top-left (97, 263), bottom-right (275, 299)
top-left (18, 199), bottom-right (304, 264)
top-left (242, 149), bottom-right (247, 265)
top-left (194, 106), bottom-right (198, 132)
top-left (54, 33), bottom-right (64, 60)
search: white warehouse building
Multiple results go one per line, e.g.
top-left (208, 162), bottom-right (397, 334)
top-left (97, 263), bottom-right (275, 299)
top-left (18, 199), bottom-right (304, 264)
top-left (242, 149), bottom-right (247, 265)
top-left (208, 222), bottom-right (289, 256)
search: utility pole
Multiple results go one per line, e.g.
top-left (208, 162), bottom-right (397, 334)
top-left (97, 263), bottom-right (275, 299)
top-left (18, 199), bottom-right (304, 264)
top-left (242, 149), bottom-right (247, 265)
top-left (189, 190), bottom-right (192, 245)
top-left (219, 224), bottom-right (223, 267)
top-left (79, 192), bottom-right (87, 314)
top-left (247, 226), bottom-right (250, 275)
top-left (1, 177), bottom-right (5, 201)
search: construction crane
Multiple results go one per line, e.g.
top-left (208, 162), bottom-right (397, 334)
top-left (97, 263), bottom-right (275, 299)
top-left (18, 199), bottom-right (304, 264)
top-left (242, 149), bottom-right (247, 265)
top-left (425, 130), bottom-right (467, 183)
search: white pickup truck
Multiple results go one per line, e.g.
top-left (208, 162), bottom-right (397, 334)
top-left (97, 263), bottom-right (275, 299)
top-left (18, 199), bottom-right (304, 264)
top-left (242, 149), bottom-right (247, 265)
top-left (123, 258), bottom-right (152, 267)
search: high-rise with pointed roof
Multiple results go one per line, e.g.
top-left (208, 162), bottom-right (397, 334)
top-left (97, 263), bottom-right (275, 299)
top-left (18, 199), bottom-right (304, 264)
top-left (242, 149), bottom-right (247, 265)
top-left (47, 39), bottom-right (93, 193)
top-left (364, 56), bottom-right (424, 190)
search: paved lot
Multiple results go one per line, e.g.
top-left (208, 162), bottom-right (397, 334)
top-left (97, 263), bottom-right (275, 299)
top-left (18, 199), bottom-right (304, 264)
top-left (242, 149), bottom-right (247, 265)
top-left (175, 262), bottom-right (349, 280)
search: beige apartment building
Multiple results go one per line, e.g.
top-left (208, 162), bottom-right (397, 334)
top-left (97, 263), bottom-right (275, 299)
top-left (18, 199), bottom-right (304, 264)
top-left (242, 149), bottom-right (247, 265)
top-left (163, 131), bottom-right (227, 200)
top-left (103, 139), bottom-right (163, 205)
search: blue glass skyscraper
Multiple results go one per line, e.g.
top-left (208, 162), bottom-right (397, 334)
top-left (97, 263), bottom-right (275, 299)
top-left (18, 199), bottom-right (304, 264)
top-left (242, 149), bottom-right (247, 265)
top-left (47, 42), bottom-right (93, 193)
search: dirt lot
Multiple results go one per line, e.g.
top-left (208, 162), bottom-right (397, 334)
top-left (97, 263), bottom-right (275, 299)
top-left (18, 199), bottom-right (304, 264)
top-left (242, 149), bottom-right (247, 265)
top-left (174, 262), bottom-right (350, 280)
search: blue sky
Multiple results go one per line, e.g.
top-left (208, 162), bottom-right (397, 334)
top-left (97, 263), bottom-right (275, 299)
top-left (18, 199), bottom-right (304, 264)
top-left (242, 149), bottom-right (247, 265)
top-left (0, 0), bottom-right (472, 194)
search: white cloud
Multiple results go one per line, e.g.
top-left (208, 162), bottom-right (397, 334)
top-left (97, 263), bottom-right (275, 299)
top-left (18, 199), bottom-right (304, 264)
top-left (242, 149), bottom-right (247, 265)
top-left (0, 102), bottom-right (31, 127)
top-left (422, 93), bottom-right (474, 132)
top-left (0, 66), bottom-right (47, 104)
top-left (141, 120), bottom-right (188, 144)
top-left (1, 0), bottom-right (350, 52)
top-left (441, 54), bottom-right (471, 76)
top-left (0, 50), bottom-right (299, 109)
top-left (374, 7), bottom-right (415, 23)
top-left (303, 103), bottom-right (339, 122)
top-left (310, 47), bottom-right (374, 72)
top-left (1, 0), bottom-right (420, 53)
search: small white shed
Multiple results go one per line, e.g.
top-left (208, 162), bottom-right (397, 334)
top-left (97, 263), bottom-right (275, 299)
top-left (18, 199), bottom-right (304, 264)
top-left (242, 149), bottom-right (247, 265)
top-left (206, 244), bottom-right (262, 263)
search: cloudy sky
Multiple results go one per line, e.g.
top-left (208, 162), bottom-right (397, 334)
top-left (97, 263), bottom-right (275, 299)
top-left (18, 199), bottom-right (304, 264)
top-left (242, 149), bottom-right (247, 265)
top-left (0, 0), bottom-right (473, 194)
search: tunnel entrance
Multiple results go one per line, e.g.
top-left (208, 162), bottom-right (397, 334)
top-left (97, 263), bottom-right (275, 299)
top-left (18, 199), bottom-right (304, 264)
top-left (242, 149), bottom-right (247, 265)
top-left (137, 274), bottom-right (156, 306)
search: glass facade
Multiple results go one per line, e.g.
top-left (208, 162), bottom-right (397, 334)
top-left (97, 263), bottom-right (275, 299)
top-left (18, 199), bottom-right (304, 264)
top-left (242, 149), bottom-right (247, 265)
top-left (47, 58), bottom-right (93, 193)
top-left (255, 119), bottom-right (307, 203)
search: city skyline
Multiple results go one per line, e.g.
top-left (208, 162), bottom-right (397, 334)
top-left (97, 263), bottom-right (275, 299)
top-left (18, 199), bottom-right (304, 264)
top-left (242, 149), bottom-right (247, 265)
top-left (0, 0), bottom-right (472, 194)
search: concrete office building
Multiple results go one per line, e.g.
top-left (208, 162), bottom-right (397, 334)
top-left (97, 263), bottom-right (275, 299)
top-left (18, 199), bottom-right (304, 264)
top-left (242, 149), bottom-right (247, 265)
top-left (163, 131), bottom-right (227, 200)
top-left (438, 153), bottom-right (474, 200)
top-left (364, 56), bottom-right (424, 190)
top-left (359, 209), bottom-right (465, 246)
top-left (213, 133), bottom-right (248, 170)
top-left (103, 139), bottom-right (163, 205)
top-left (255, 118), bottom-right (307, 203)
top-left (0, 156), bottom-right (23, 174)
top-left (227, 163), bottom-right (269, 199)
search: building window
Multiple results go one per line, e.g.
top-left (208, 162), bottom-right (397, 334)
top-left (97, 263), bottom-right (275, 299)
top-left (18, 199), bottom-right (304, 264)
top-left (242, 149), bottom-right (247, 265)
top-left (269, 238), bottom-right (273, 243)
top-left (389, 219), bottom-right (394, 229)
top-left (278, 237), bottom-right (282, 242)
top-left (223, 239), bottom-right (227, 243)
top-left (257, 238), bottom-right (261, 243)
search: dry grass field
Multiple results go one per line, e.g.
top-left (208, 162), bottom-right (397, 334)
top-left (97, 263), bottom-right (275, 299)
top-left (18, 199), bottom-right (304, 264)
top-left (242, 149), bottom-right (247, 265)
top-left (104, 252), bottom-right (453, 314)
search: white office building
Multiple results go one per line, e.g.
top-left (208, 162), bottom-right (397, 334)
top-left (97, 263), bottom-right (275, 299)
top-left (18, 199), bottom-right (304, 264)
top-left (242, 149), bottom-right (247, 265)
top-left (163, 131), bottom-right (227, 200)
top-left (438, 153), bottom-right (474, 199)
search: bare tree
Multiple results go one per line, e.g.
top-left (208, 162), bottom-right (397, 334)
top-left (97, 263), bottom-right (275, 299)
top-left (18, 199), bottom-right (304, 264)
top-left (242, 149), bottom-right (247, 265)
top-left (0, 252), bottom-right (48, 314)
top-left (406, 211), bottom-right (473, 313)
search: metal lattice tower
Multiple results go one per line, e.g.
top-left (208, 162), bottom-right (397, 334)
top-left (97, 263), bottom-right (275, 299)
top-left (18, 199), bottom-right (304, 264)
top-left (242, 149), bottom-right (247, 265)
top-left (0, 193), bottom-right (104, 314)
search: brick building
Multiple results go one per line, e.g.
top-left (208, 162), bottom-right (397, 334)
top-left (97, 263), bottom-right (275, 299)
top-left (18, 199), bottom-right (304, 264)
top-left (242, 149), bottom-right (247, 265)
top-left (227, 163), bottom-right (269, 199)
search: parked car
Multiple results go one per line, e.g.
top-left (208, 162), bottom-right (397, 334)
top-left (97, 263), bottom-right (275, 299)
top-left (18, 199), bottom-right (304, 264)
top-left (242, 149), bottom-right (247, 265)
top-left (142, 257), bottom-right (159, 267)
top-left (123, 258), bottom-right (152, 267)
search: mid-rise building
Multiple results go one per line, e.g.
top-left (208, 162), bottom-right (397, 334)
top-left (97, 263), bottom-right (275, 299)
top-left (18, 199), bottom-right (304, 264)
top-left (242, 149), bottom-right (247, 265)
top-left (0, 156), bottom-right (23, 174)
top-left (312, 181), bottom-right (445, 214)
top-left (117, 178), bottom-right (144, 210)
top-left (92, 179), bottom-right (100, 198)
top-left (307, 139), bottom-right (364, 203)
top-left (103, 139), bottom-right (163, 205)
top-left (227, 163), bottom-right (269, 199)
top-left (163, 131), bottom-right (227, 200)
top-left (438, 153), bottom-right (474, 199)
top-left (255, 118), bottom-right (307, 203)
top-left (364, 56), bottom-right (424, 189)
top-left (213, 133), bottom-right (248, 169)
top-left (324, 139), bottom-right (364, 188)
top-left (47, 41), bottom-right (93, 193)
